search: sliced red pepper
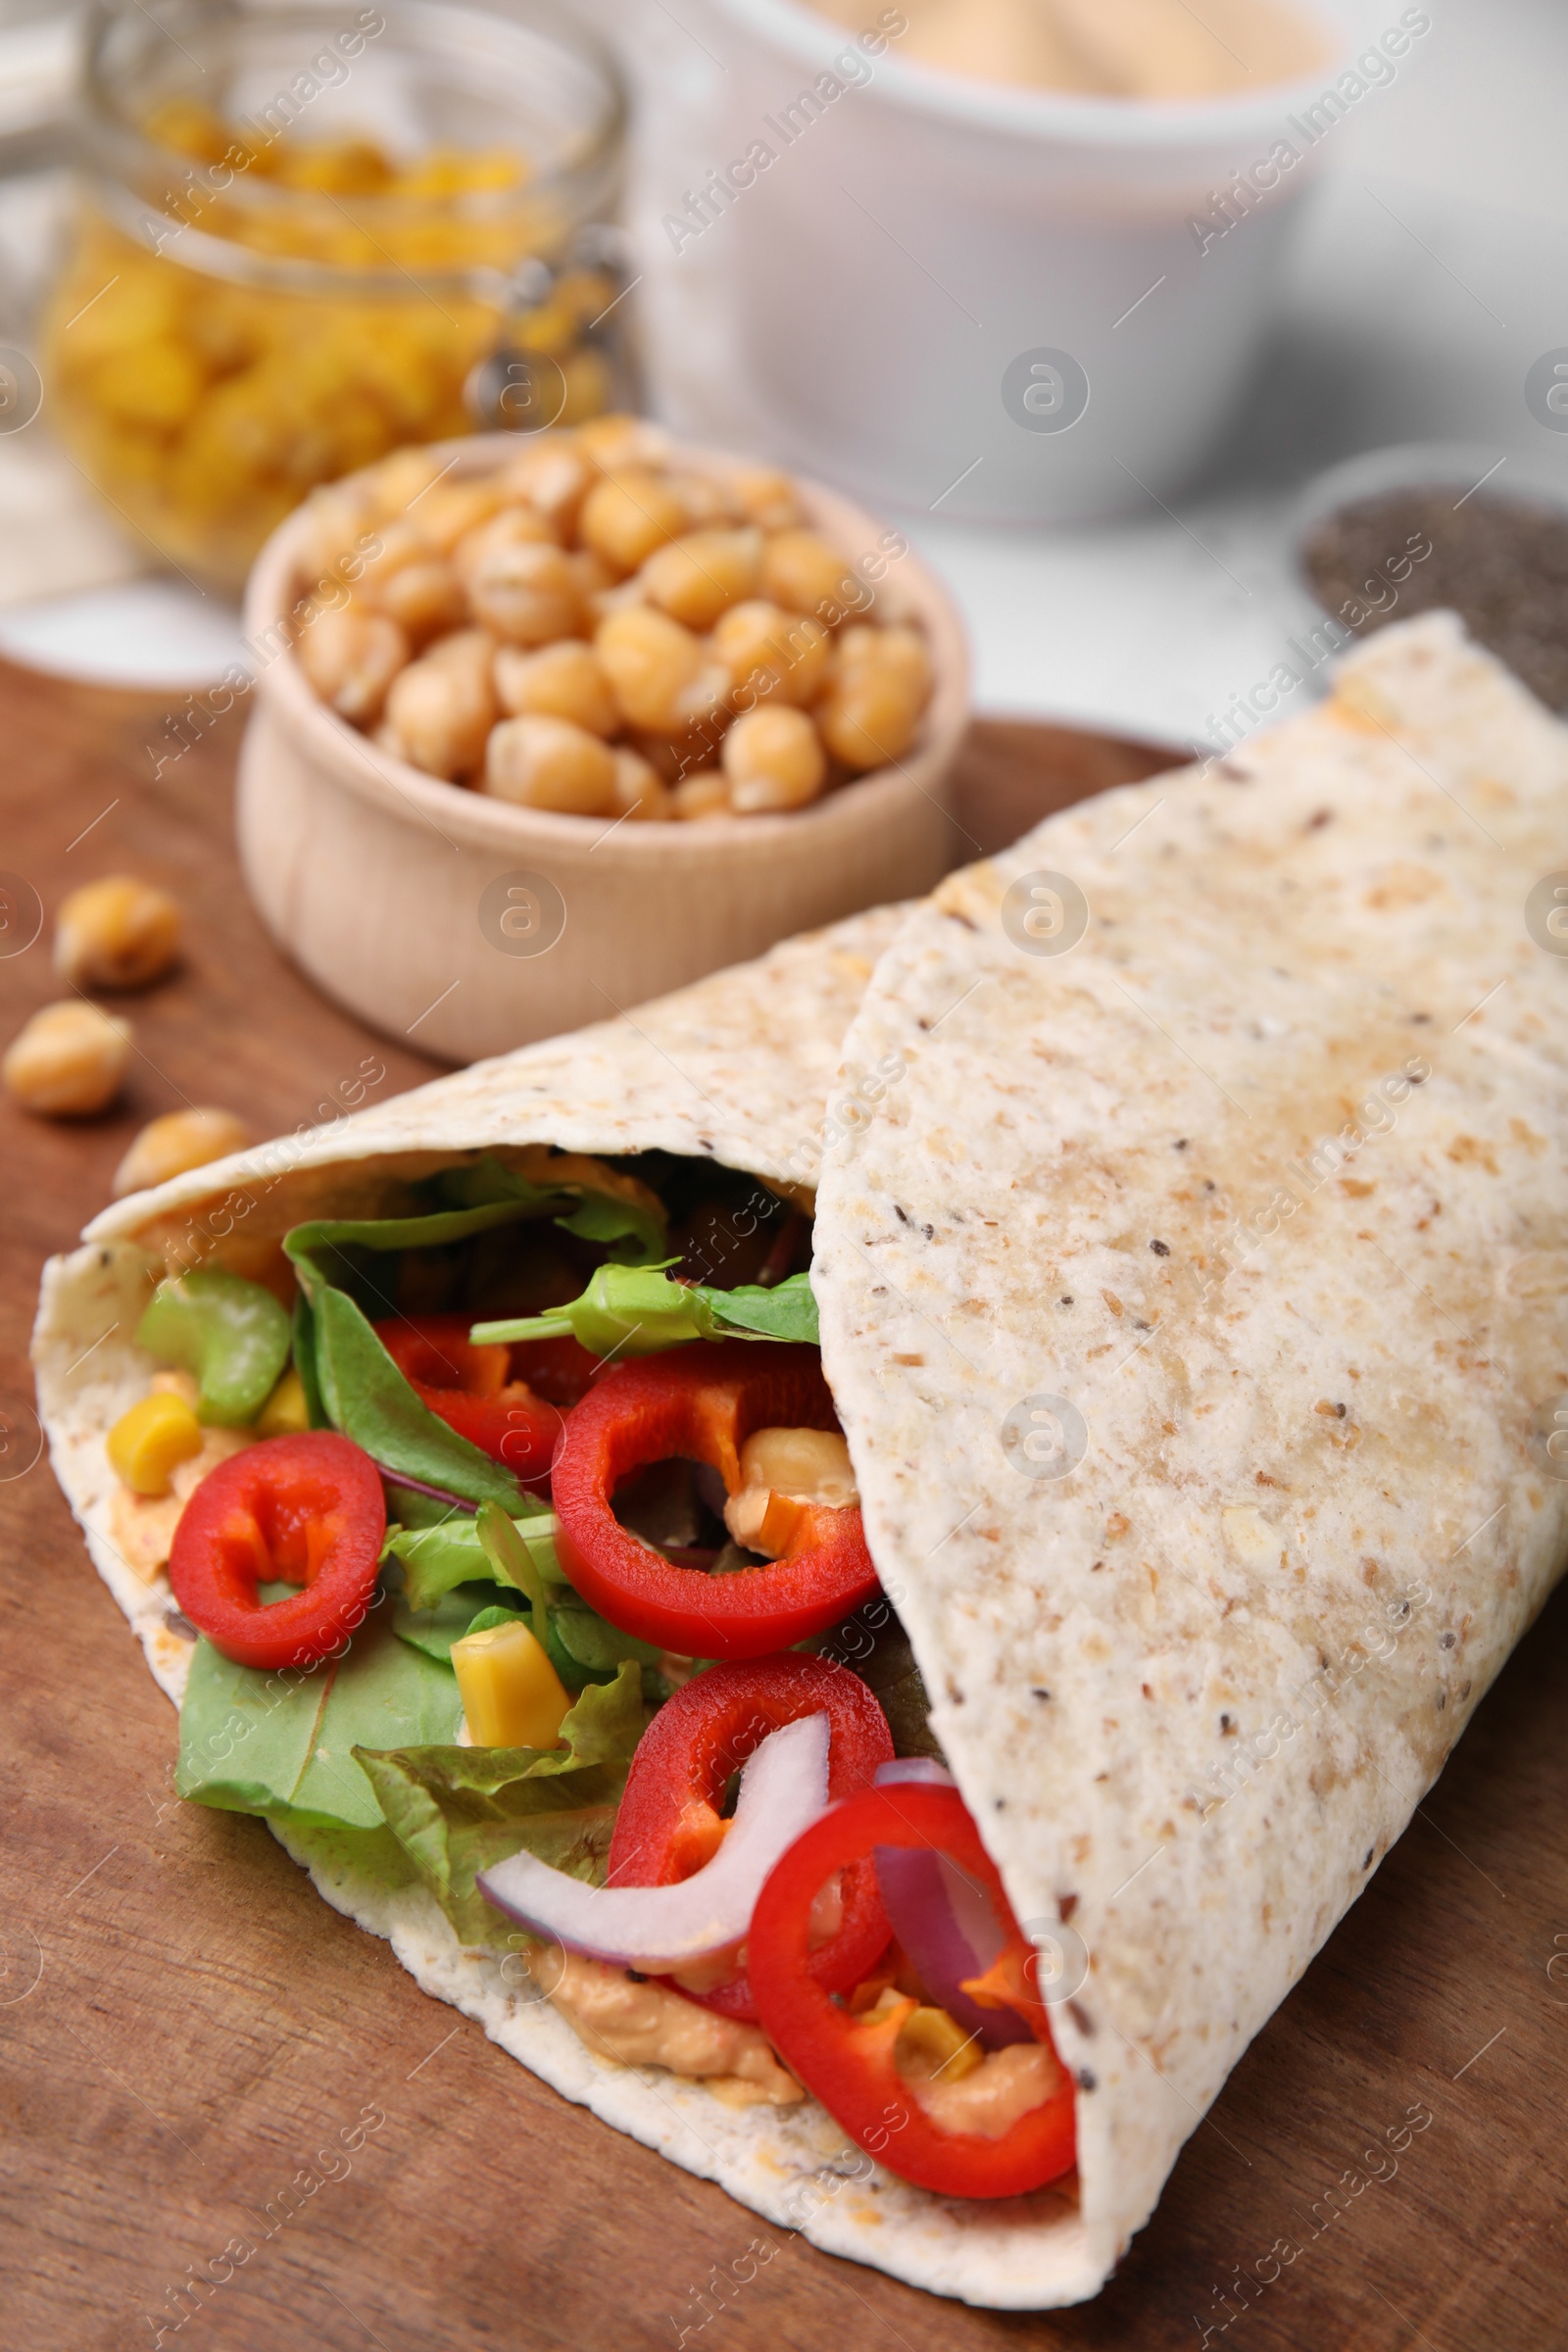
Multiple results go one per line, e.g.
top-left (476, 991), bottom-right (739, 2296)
top-left (551, 1340), bottom-right (880, 1659)
top-left (608, 1654), bottom-right (894, 2019)
top-left (749, 1783), bottom-right (1077, 2199)
top-left (168, 1432), bottom-right (385, 1671)
top-left (374, 1313), bottom-right (571, 1484)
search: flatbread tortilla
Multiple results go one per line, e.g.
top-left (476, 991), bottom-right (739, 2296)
top-left (32, 612), bottom-right (1565, 2310)
top-left (32, 899), bottom-right (1086, 2309)
top-left (811, 612), bottom-right (1568, 2299)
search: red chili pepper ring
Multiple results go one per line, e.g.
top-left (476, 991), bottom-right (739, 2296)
top-left (550, 1340), bottom-right (881, 1659)
top-left (169, 1431), bottom-right (386, 1671)
top-left (608, 1654), bottom-right (894, 2019)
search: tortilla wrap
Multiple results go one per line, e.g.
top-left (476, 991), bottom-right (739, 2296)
top-left (811, 611), bottom-right (1568, 2301)
top-left (33, 898), bottom-right (1082, 2307)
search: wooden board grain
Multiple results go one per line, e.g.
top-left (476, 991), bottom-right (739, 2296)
top-left (1, 662), bottom-right (1563, 2352)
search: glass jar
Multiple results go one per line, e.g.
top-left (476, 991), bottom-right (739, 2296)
top-left (40, 0), bottom-right (628, 589)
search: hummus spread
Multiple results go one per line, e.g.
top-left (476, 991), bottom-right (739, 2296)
top-left (815, 0), bottom-right (1326, 98)
top-left (541, 1946), bottom-right (805, 2106)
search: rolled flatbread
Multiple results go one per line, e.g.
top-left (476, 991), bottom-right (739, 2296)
top-left (812, 611), bottom-right (1568, 2300)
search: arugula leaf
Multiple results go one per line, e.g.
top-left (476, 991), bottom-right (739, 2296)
top-left (355, 1660), bottom-right (646, 1943)
top-left (175, 1610), bottom-right (463, 1830)
top-left (471, 1265), bottom-right (820, 1354)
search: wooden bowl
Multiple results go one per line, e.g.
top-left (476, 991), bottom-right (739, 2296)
top-left (235, 434), bottom-right (969, 1063)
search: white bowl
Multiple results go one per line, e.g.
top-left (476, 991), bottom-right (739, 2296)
top-left (235, 433), bottom-right (969, 1062)
top-left (703, 0), bottom-right (1377, 522)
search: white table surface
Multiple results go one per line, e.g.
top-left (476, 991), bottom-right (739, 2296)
top-left (1, 0), bottom-right (1563, 750)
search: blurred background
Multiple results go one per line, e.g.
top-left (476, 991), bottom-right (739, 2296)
top-left (0, 0), bottom-right (1562, 748)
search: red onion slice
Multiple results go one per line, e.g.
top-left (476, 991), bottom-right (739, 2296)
top-left (872, 1796), bottom-right (1036, 2050)
top-left (477, 1712), bottom-right (831, 1969)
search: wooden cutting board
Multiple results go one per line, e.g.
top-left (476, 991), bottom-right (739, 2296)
top-left (1, 657), bottom-right (1562, 2352)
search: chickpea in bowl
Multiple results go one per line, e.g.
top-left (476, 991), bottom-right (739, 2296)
top-left (291, 416), bottom-right (935, 822)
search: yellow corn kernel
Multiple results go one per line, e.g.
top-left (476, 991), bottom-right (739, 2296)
top-left (453, 1618), bottom-right (570, 1748)
top-left (256, 1368), bottom-right (310, 1438)
top-left (108, 1391), bottom-right (205, 1497)
top-left (896, 2005), bottom-right (984, 2082)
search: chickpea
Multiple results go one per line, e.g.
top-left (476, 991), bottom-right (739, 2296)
top-left (578, 469), bottom-right (687, 575)
top-left (722, 705), bottom-right (826, 814)
top-left (353, 518), bottom-right (437, 605)
top-left (760, 528), bottom-right (867, 624)
top-left (671, 769), bottom-right (733, 821)
top-left (596, 607), bottom-right (728, 734)
top-left (406, 479), bottom-right (502, 556)
top-left (837, 621), bottom-right (933, 706)
top-left (628, 719), bottom-right (729, 784)
top-left (297, 605), bottom-right (409, 725)
top-left (665, 470), bottom-right (746, 528)
top-left (368, 446), bottom-right (444, 517)
top-left (575, 414), bottom-right (670, 470)
top-left (384, 632), bottom-right (496, 778)
top-left (482, 715), bottom-right (619, 815)
top-left (493, 640), bottom-right (618, 736)
top-left (610, 747), bottom-right (673, 822)
top-left (112, 1105), bottom-right (252, 1199)
top-left (497, 437), bottom-right (592, 537)
top-left (641, 528), bottom-right (762, 632)
top-left (816, 651), bottom-right (926, 771)
top-left (711, 600), bottom-right (830, 708)
top-left (372, 558), bottom-right (466, 648)
top-left (451, 506), bottom-right (555, 587)
top-left (4, 1000), bottom-right (131, 1116)
top-left (731, 466), bottom-right (804, 531)
top-left (301, 480), bottom-right (377, 581)
top-left (54, 875), bottom-right (180, 991)
top-left (467, 538), bottom-right (584, 647)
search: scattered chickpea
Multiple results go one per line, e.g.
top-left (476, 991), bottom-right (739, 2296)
top-left (494, 640), bottom-right (618, 736)
top-left (4, 1000), bottom-right (131, 1116)
top-left (483, 715), bottom-right (619, 814)
top-left (467, 538), bottom-right (584, 646)
top-left (723, 705), bottom-right (826, 813)
top-left (641, 528), bottom-right (762, 632)
top-left (596, 606), bottom-right (727, 734)
top-left (297, 605), bottom-right (409, 724)
top-left (578, 469), bottom-right (687, 575)
top-left (112, 1105), bottom-right (252, 1199)
top-left (711, 600), bottom-right (830, 707)
top-left (55, 875), bottom-right (181, 991)
top-left (384, 631), bottom-right (497, 778)
top-left (671, 770), bottom-right (733, 821)
top-left (760, 528), bottom-right (865, 623)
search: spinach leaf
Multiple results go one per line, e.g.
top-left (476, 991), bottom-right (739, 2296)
top-left (705, 1270), bottom-right (819, 1344)
top-left (175, 1610), bottom-right (463, 1830)
top-left (286, 1203), bottom-right (533, 1510)
top-left (392, 1585), bottom-right (517, 1663)
top-left (438, 1154), bottom-right (666, 1265)
top-left (355, 1660), bottom-right (646, 1944)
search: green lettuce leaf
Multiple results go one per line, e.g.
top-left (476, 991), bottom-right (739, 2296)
top-left (175, 1610), bottom-right (463, 1831)
top-left (355, 1659), bottom-right (646, 1943)
top-left (383, 1511), bottom-right (566, 1612)
top-left (392, 1586), bottom-right (516, 1663)
top-left (438, 1154), bottom-right (666, 1265)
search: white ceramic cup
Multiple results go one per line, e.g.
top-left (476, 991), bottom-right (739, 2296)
top-left (699, 0), bottom-right (1388, 522)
